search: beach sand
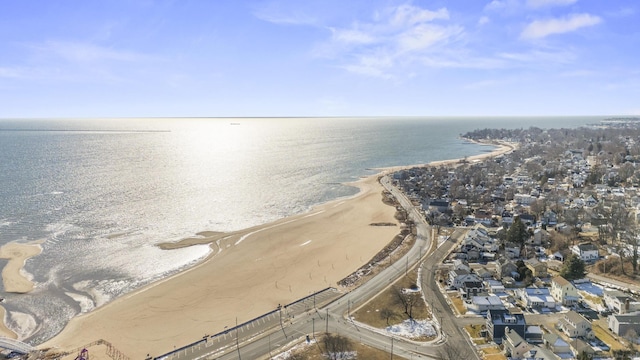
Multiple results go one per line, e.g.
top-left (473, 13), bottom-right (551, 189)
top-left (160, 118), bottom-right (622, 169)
top-left (40, 140), bottom-right (515, 358)
top-left (0, 241), bottom-right (42, 294)
top-left (40, 174), bottom-right (401, 358)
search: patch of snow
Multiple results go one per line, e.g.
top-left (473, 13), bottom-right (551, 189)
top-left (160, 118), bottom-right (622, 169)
top-left (574, 281), bottom-right (604, 296)
top-left (272, 339), bottom-right (317, 360)
top-left (386, 319), bottom-right (436, 339)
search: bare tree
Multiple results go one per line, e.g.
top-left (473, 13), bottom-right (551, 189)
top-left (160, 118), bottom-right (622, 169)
top-left (323, 334), bottom-right (353, 360)
top-left (380, 308), bottom-right (395, 326)
top-left (394, 286), bottom-right (420, 320)
top-left (435, 340), bottom-right (473, 360)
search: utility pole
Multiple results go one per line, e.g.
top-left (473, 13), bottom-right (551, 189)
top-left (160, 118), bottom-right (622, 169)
top-left (235, 317), bottom-right (241, 360)
top-left (325, 308), bottom-right (329, 333)
top-left (390, 337), bottom-right (394, 360)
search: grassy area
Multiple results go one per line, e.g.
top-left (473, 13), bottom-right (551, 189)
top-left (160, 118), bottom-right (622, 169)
top-left (282, 335), bottom-right (408, 360)
top-left (579, 291), bottom-right (603, 306)
top-left (482, 347), bottom-right (507, 360)
top-left (465, 324), bottom-right (487, 344)
top-left (450, 293), bottom-right (467, 315)
top-left (593, 323), bottom-right (627, 351)
top-left (352, 272), bottom-right (430, 329)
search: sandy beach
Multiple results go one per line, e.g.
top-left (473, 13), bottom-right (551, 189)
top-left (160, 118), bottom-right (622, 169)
top-left (37, 140), bottom-right (515, 358)
top-left (40, 174), bottom-right (400, 358)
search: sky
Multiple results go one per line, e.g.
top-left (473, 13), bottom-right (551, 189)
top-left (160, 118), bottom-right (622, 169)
top-left (0, 0), bottom-right (638, 117)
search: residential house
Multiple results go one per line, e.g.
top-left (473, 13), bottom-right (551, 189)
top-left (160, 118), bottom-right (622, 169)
top-left (541, 211), bottom-right (558, 227)
top-left (427, 199), bottom-right (450, 213)
top-left (450, 272), bottom-right (483, 291)
top-left (542, 333), bottom-right (571, 355)
top-left (524, 258), bottom-right (548, 278)
top-left (607, 311), bottom-right (640, 337)
top-left (466, 295), bottom-right (505, 313)
top-left (531, 229), bottom-right (550, 246)
top-left (572, 339), bottom-right (596, 359)
top-left (558, 311), bottom-right (594, 339)
top-left (603, 290), bottom-right (640, 314)
top-left (486, 309), bottom-right (526, 344)
top-left (448, 268), bottom-right (470, 287)
top-left (505, 242), bottom-right (522, 259)
top-left (523, 346), bottom-right (560, 360)
top-left (452, 259), bottom-right (471, 272)
top-left (525, 326), bottom-right (543, 344)
top-left (496, 258), bottom-right (519, 280)
top-left (551, 276), bottom-right (579, 306)
top-left (460, 279), bottom-right (485, 300)
top-left (504, 327), bottom-right (532, 359)
top-left (518, 287), bottom-right (556, 310)
top-left (571, 242), bottom-right (599, 262)
top-left (475, 267), bottom-right (494, 280)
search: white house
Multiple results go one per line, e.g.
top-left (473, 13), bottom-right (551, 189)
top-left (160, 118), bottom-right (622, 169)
top-left (603, 290), bottom-right (640, 314)
top-left (466, 295), bottom-right (505, 313)
top-left (551, 276), bottom-right (579, 306)
top-left (518, 288), bottom-right (556, 309)
top-left (571, 242), bottom-right (599, 262)
top-left (558, 311), bottom-right (593, 339)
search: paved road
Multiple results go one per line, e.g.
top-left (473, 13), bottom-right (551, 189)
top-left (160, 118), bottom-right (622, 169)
top-left (165, 175), bottom-right (480, 360)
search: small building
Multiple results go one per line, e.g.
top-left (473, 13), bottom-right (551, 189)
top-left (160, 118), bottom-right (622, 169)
top-left (550, 276), bottom-right (579, 306)
top-left (542, 333), bottom-right (571, 354)
top-left (525, 326), bottom-right (543, 344)
top-left (607, 311), bottom-right (640, 337)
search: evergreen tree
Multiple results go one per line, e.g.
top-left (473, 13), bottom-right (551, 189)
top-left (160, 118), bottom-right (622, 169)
top-left (507, 216), bottom-right (529, 245)
top-left (560, 254), bottom-right (586, 280)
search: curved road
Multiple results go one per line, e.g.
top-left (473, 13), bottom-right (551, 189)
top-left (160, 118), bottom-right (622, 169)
top-left (172, 175), bottom-right (480, 360)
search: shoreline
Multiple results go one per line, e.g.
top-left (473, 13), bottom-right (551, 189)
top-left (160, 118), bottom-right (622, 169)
top-left (38, 141), bottom-right (515, 358)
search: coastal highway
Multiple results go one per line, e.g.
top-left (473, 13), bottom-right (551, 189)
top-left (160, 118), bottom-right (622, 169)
top-left (165, 175), bottom-right (479, 360)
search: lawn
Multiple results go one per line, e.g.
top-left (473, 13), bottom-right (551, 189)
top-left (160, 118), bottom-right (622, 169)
top-left (592, 323), bottom-right (627, 351)
top-left (450, 293), bottom-right (467, 315)
top-left (352, 271), bottom-right (431, 329)
top-left (465, 324), bottom-right (487, 345)
top-left (280, 334), bottom-right (408, 360)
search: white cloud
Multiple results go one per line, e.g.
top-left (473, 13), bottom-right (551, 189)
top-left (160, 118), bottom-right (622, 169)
top-left (330, 27), bottom-right (376, 45)
top-left (521, 13), bottom-right (602, 39)
top-left (31, 41), bottom-right (149, 63)
top-left (397, 24), bottom-right (463, 52)
top-left (526, 0), bottom-right (577, 9)
top-left (390, 5), bottom-right (449, 27)
top-left (484, 0), bottom-right (521, 13)
top-left (478, 16), bottom-right (491, 26)
top-left (498, 49), bottom-right (576, 64)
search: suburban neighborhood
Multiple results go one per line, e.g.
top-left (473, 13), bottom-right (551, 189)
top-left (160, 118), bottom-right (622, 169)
top-left (388, 119), bottom-right (640, 359)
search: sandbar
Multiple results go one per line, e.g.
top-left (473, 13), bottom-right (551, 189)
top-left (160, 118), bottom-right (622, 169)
top-left (0, 241), bottom-right (42, 294)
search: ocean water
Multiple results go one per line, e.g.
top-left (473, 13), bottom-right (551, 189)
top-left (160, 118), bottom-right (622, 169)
top-left (0, 116), bottom-right (601, 343)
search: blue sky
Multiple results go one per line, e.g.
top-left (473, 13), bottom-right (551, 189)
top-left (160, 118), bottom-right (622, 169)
top-left (0, 0), bottom-right (638, 117)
